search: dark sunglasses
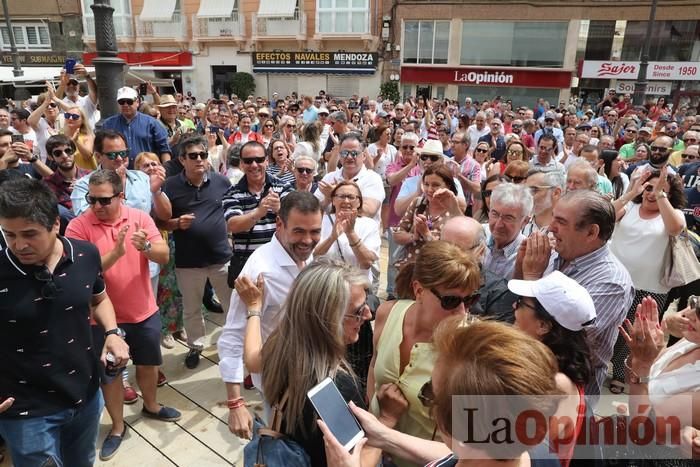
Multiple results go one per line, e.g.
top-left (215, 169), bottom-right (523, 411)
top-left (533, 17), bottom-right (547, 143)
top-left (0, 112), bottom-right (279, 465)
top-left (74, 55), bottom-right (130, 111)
top-left (34, 267), bottom-right (62, 300)
top-left (340, 150), bottom-right (361, 159)
top-left (401, 145), bottom-right (415, 150)
top-left (295, 167), bottom-right (313, 174)
top-left (186, 151), bottom-right (208, 160)
top-left (644, 185), bottom-right (666, 193)
top-left (286, 124), bottom-right (294, 128)
top-left (418, 379), bottom-right (435, 408)
top-left (64, 112), bottom-right (81, 120)
top-left (650, 145), bottom-right (669, 153)
top-left (506, 175), bottom-right (527, 183)
top-left (431, 288), bottom-right (480, 310)
top-left (242, 156), bottom-right (266, 164)
top-left (117, 99), bottom-right (134, 106)
top-left (85, 193), bottom-right (120, 206)
top-left (103, 150), bottom-right (129, 160)
top-left (47, 103), bottom-right (57, 109)
top-left (264, 124), bottom-right (275, 128)
top-left (681, 153), bottom-right (698, 160)
top-left (51, 147), bottom-right (75, 158)
top-left (420, 155), bottom-right (440, 162)
top-left (475, 148), bottom-right (489, 154)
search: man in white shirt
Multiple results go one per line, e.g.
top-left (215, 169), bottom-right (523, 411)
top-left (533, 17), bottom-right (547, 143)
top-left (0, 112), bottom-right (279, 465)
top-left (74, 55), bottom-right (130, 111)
top-left (316, 134), bottom-right (385, 222)
top-left (466, 111), bottom-right (489, 151)
top-left (56, 65), bottom-right (99, 130)
top-left (218, 191), bottom-right (322, 440)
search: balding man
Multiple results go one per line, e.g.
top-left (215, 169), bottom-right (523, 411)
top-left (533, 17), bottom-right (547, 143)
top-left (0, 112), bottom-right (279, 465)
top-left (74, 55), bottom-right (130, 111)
top-left (670, 132), bottom-right (698, 167)
top-left (441, 216), bottom-right (518, 323)
top-left (678, 144), bottom-right (700, 189)
top-left (625, 135), bottom-right (677, 177)
top-left (566, 160), bottom-right (598, 192)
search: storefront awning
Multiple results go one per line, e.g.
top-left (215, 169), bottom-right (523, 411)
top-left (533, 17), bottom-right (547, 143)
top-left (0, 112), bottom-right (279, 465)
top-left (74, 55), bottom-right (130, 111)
top-left (139, 0), bottom-right (176, 21)
top-left (257, 0), bottom-right (296, 18)
top-left (197, 0), bottom-right (236, 18)
top-left (0, 66), bottom-right (95, 84)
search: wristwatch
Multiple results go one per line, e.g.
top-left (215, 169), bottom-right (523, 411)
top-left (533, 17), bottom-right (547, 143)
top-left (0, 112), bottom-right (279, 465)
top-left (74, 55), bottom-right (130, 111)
top-left (28, 156), bottom-right (38, 163)
top-left (246, 309), bottom-right (261, 319)
top-left (105, 327), bottom-right (126, 339)
top-left (141, 240), bottom-right (152, 252)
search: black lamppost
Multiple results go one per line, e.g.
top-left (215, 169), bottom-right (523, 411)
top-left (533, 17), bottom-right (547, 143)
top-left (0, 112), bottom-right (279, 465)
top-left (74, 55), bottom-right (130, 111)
top-left (632, 0), bottom-right (659, 106)
top-left (1, 0), bottom-right (23, 77)
top-left (90, 0), bottom-right (125, 119)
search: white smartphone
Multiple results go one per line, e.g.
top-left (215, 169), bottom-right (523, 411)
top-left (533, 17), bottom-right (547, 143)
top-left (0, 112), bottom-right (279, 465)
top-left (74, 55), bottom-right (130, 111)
top-left (307, 377), bottom-right (365, 451)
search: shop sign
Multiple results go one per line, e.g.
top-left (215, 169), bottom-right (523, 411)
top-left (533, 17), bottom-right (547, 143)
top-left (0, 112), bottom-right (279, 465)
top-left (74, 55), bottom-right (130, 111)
top-left (581, 60), bottom-right (700, 80)
top-left (252, 52), bottom-right (378, 74)
top-left (81, 52), bottom-right (192, 67)
top-left (400, 66), bottom-right (573, 88)
top-left (0, 53), bottom-right (65, 66)
top-left (615, 81), bottom-right (672, 95)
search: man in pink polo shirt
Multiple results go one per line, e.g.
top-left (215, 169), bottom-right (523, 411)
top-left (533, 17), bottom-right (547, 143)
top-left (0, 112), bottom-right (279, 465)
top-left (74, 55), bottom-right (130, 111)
top-left (66, 169), bottom-right (180, 461)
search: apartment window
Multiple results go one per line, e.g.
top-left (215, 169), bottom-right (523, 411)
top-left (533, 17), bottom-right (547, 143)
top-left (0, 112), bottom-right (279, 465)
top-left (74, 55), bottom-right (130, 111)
top-left (460, 21), bottom-right (568, 68)
top-left (403, 21), bottom-right (449, 64)
top-left (317, 0), bottom-right (369, 34)
top-left (83, 0), bottom-right (133, 36)
top-left (0, 23), bottom-right (51, 50)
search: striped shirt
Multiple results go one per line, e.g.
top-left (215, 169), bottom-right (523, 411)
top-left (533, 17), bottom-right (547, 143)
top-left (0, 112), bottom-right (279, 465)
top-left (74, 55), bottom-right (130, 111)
top-left (221, 174), bottom-right (293, 254)
top-left (484, 229), bottom-right (525, 280)
top-left (266, 165), bottom-right (296, 186)
top-left (547, 245), bottom-right (635, 398)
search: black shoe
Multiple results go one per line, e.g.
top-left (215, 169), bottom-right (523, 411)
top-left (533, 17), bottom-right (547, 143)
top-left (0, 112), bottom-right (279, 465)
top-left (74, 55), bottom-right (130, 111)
top-left (185, 349), bottom-right (201, 369)
top-left (203, 296), bottom-right (224, 314)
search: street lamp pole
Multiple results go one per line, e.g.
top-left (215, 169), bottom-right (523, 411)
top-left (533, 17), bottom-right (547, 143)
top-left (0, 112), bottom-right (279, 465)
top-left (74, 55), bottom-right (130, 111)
top-left (90, 0), bottom-right (125, 119)
top-left (632, 0), bottom-right (658, 106)
top-left (1, 0), bottom-right (23, 77)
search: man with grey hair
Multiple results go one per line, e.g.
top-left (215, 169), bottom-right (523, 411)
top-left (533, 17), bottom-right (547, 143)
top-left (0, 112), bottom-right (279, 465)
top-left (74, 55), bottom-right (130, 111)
top-left (566, 159), bottom-right (598, 192)
top-left (448, 131), bottom-right (480, 214)
top-left (523, 169), bottom-right (565, 235)
top-left (484, 183), bottom-right (532, 280)
top-left (467, 111), bottom-right (489, 151)
top-left (322, 110), bottom-right (349, 161)
top-left (478, 118), bottom-right (506, 160)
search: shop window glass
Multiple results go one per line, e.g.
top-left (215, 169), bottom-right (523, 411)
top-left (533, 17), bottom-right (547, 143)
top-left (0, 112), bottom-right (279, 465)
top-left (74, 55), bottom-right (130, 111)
top-left (403, 20), bottom-right (450, 64)
top-left (317, 0), bottom-right (369, 34)
top-left (621, 20), bottom-right (700, 62)
top-left (460, 21), bottom-right (567, 68)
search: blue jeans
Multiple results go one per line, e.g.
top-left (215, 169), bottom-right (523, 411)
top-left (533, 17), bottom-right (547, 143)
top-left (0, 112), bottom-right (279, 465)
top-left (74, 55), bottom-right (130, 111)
top-left (0, 390), bottom-right (103, 467)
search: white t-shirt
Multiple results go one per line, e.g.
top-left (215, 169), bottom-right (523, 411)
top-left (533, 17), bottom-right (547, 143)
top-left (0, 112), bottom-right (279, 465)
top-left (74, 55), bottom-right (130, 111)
top-left (35, 117), bottom-right (64, 162)
top-left (63, 94), bottom-right (98, 130)
top-left (316, 167), bottom-right (385, 222)
top-left (320, 214), bottom-right (381, 282)
top-left (609, 202), bottom-right (683, 293)
top-left (466, 124), bottom-right (489, 151)
top-left (367, 143), bottom-right (398, 180)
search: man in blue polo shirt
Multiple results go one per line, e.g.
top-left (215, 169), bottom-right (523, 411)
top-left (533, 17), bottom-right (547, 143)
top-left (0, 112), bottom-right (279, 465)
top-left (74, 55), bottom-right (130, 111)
top-left (222, 141), bottom-right (293, 266)
top-left (101, 87), bottom-right (171, 168)
top-left (162, 135), bottom-right (233, 369)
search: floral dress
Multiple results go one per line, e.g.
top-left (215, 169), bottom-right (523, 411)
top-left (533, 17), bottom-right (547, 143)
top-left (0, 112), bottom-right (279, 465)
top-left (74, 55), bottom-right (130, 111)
top-left (157, 234), bottom-right (184, 335)
top-left (393, 195), bottom-right (451, 267)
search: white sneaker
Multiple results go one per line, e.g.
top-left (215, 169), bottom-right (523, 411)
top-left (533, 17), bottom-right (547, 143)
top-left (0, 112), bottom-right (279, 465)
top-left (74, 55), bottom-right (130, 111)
top-left (161, 334), bottom-right (176, 349)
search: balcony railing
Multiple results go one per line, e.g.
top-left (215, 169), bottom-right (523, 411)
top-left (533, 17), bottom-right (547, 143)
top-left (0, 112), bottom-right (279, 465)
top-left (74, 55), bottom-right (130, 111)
top-left (83, 15), bottom-right (134, 40)
top-left (192, 13), bottom-right (244, 39)
top-left (136, 14), bottom-right (187, 40)
top-left (253, 10), bottom-right (306, 38)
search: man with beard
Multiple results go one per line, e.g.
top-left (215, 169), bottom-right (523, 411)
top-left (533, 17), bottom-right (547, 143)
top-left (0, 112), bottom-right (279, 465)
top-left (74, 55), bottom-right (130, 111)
top-left (218, 192), bottom-right (323, 440)
top-left (42, 135), bottom-right (90, 230)
top-left (625, 135), bottom-right (677, 177)
top-left (0, 129), bottom-right (52, 178)
top-left (522, 169), bottom-right (565, 235)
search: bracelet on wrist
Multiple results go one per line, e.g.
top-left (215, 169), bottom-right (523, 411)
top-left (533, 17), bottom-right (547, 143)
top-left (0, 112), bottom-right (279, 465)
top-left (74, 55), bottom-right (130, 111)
top-left (624, 357), bottom-right (651, 384)
top-left (227, 397), bottom-right (246, 410)
top-left (349, 238), bottom-right (362, 248)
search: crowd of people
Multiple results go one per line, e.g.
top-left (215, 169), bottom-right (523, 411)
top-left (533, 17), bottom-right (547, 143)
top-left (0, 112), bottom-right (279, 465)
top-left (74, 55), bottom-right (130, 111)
top-left (0, 67), bottom-right (699, 467)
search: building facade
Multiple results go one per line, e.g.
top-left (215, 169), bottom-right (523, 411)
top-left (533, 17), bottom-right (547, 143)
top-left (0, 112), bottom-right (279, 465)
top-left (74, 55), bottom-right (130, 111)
top-left (384, 0), bottom-right (700, 109)
top-left (78, 0), bottom-right (383, 100)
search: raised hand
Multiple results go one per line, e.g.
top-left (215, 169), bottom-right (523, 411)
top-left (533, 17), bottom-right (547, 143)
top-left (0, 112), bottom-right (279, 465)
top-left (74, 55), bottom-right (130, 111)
top-left (234, 274), bottom-right (264, 311)
top-left (114, 224), bottom-right (129, 258)
top-left (149, 165), bottom-right (166, 193)
top-left (130, 222), bottom-right (149, 251)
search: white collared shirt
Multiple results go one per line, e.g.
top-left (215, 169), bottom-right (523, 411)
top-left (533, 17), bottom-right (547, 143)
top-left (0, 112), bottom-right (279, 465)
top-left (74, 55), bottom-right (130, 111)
top-left (316, 166), bottom-right (385, 222)
top-left (217, 234), bottom-right (303, 389)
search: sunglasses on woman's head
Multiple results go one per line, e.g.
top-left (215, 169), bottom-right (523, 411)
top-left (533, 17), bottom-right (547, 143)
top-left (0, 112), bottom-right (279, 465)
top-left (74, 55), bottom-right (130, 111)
top-left (431, 288), bottom-right (480, 310)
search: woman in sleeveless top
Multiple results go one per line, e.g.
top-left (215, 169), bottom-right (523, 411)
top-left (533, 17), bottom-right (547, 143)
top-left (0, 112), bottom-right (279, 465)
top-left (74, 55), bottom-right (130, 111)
top-left (367, 241), bottom-right (481, 467)
top-left (509, 271), bottom-right (597, 467)
top-left (62, 105), bottom-right (95, 170)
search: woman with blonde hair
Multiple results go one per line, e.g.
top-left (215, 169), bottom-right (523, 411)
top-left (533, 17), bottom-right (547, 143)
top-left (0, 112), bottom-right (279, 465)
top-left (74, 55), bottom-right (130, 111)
top-left (62, 105), bottom-right (95, 170)
top-left (368, 240), bottom-right (481, 463)
top-left (277, 115), bottom-right (297, 149)
top-left (238, 257), bottom-right (380, 466)
top-left (260, 117), bottom-right (276, 149)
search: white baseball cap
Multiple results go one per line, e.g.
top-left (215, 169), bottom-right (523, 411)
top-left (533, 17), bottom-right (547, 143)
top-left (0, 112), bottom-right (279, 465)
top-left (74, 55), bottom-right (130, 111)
top-left (116, 86), bottom-right (138, 101)
top-left (507, 271), bottom-right (596, 331)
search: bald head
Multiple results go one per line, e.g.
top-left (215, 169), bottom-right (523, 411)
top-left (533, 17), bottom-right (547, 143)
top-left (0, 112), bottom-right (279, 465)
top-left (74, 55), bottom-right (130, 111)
top-left (440, 216), bottom-right (485, 252)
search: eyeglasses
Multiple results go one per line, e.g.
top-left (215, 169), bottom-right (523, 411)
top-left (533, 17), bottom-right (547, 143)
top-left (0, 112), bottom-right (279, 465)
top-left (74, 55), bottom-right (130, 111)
top-left (625, 129), bottom-right (638, 133)
top-left (344, 300), bottom-right (369, 323)
top-left (85, 193), bottom-right (120, 206)
top-left (64, 112), bottom-right (81, 121)
top-left (401, 145), bottom-right (415, 150)
top-left (516, 297), bottom-right (539, 313)
top-left (333, 193), bottom-right (359, 201)
top-left (186, 151), bottom-right (209, 160)
top-left (103, 150), bottom-right (129, 160)
top-left (681, 153), bottom-right (698, 160)
top-left (420, 154), bottom-right (440, 162)
top-left (430, 288), bottom-right (480, 310)
top-left (418, 379), bottom-right (434, 408)
top-left (241, 156), bottom-right (266, 164)
top-left (286, 124), bottom-right (294, 128)
top-left (488, 209), bottom-right (519, 224)
top-left (507, 150), bottom-right (523, 157)
top-left (650, 146), bottom-right (670, 153)
top-left (34, 267), bottom-right (62, 300)
top-left (339, 150), bottom-right (361, 159)
top-left (117, 99), bottom-right (134, 106)
top-left (295, 167), bottom-right (313, 174)
top-left (51, 147), bottom-right (75, 158)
